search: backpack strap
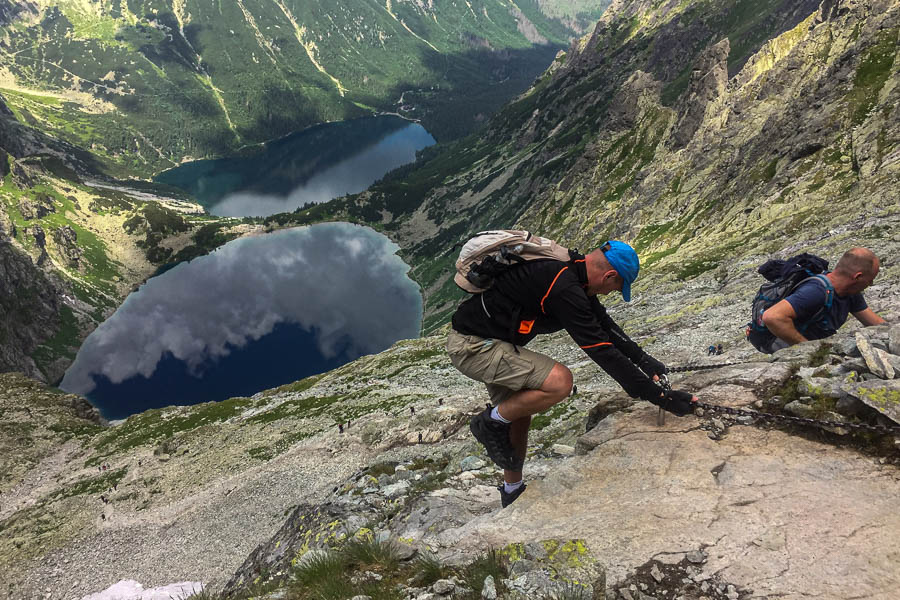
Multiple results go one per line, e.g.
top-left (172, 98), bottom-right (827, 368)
top-left (813, 273), bottom-right (835, 330)
top-left (794, 274), bottom-right (835, 333)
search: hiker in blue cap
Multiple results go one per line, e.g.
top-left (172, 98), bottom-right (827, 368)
top-left (448, 240), bottom-right (697, 508)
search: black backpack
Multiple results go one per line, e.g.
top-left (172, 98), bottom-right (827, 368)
top-left (746, 253), bottom-right (835, 353)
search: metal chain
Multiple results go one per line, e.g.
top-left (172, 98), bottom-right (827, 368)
top-left (667, 362), bottom-right (743, 373)
top-left (694, 401), bottom-right (900, 435)
top-left (660, 364), bottom-right (900, 435)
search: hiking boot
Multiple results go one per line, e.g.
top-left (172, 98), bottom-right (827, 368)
top-left (469, 405), bottom-right (522, 471)
top-left (498, 483), bottom-right (526, 508)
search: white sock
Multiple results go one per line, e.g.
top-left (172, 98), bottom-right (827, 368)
top-left (490, 406), bottom-right (511, 423)
top-left (503, 480), bottom-right (524, 493)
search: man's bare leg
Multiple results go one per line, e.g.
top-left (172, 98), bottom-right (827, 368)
top-left (497, 363), bottom-right (573, 421)
top-left (504, 415), bottom-right (531, 484)
top-left (497, 363), bottom-right (572, 483)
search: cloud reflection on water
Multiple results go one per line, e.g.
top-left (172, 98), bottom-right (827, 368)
top-left (61, 223), bottom-right (422, 396)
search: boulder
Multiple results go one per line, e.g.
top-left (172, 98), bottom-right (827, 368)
top-left (889, 324), bottom-right (900, 356)
top-left (832, 334), bottom-right (860, 357)
top-left (784, 401), bottom-right (817, 419)
top-left (382, 480), bottom-right (411, 499)
top-left (28, 224), bottom-right (50, 266)
top-left (19, 193), bottom-right (55, 220)
top-left (840, 380), bottom-right (900, 426)
top-left (481, 575), bottom-right (497, 599)
top-left (856, 333), bottom-right (894, 379)
top-left (390, 486), bottom-right (497, 546)
top-left (53, 225), bottom-right (82, 269)
top-left (431, 579), bottom-right (455, 595)
top-left (884, 353), bottom-right (900, 378)
top-left (551, 444), bottom-right (576, 456)
top-left (799, 376), bottom-right (842, 399)
top-left (859, 326), bottom-right (892, 351)
top-left (835, 394), bottom-right (866, 416)
top-left (11, 162), bottom-right (32, 188)
top-left (459, 456), bottom-right (486, 472)
top-left (676, 363), bottom-right (794, 395)
top-left (771, 340), bottom-right (825, 364)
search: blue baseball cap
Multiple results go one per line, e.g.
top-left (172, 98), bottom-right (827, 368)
top-left (602, 240), bottom-right (640, 302)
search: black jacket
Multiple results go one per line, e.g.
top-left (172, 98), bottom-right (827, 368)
top-left (451, 254), bottom-right (660, 401)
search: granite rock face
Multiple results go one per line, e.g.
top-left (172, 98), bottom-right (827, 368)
top-left (52, 225), bottom-right (82, 270)
top-left (0, 241), bottom-right (61, 380)
top-left (3, 0), bottom-right (900, 598)
top-left (437, 384), bottom-right (900, 600)
top-left (670, 38), bottom-right (730, 149)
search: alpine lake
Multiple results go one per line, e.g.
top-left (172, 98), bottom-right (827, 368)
top-left (62, 116), bottom-right (433, 420)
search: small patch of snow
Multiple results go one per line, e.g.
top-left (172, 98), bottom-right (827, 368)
top-left (79, 580), bottom-right (203, 600)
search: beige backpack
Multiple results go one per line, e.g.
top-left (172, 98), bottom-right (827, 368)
top-left (454, 230), bottom-right (571, 293)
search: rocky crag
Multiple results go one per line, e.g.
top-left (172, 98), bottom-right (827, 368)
top-left (3, 311), bottom-right (900, 599)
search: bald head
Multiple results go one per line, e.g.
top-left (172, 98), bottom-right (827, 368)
top-left (587, 248), bottom-right (613, 270)
top-left (834, 248), bottom-right (879, 277)
top-left (831, 247), bottom-right (879, 295)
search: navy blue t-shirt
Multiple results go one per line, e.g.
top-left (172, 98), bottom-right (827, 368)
top-left (784, 276), bottom-right (867, 340)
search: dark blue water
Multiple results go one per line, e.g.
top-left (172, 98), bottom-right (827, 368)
top-left (154, 116), bottom-right (435, 217)
top-left (61, 224), bottom-right (422, 419)
top-left (86, 323), bottom-right (353, 420)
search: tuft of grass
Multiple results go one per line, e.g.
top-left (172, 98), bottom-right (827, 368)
top-left (675, 258), bottom-right (720, 280)
top-left (460, 549), bottom-right (508, 598)
top-left (532, 402), bottom-right (573, 430)
top-left (49, 467), bottom-right (127, 501)
top-left (847, 28), bottom-right (898, 125)
top-left (414, 552), bottom-right (448, 587)
top-left (178, 588), bottom-right (215, 600)
top-left (294, 550), bottom-right (349, 587)
top-left (542, 580), bottom-right (593, 600)
top-left (807, 342), bottom-right (833, 367)
top-left (343, 537), bottom-right (402, 572)
top-left (368, 461), bottom-right (399, 477)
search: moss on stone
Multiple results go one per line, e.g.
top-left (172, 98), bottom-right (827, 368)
top-left (848, 27), bottom-right (898, 125)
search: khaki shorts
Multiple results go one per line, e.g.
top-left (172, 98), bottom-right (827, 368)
top-left (446, 329), bottom-right (557, 405)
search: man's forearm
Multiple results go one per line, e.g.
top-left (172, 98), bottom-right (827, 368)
top-left (854, 308), bottom-right (887, 327)
top-left (764, 316), bottom-right (807, 345)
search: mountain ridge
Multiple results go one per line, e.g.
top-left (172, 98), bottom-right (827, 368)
top-left (0, 0), bottom-right (610, 175)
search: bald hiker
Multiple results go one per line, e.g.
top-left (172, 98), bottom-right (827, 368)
top-left (447, 235), bottom-right (697, 508)
top-left (754, 247), bottom-right (886, 353)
